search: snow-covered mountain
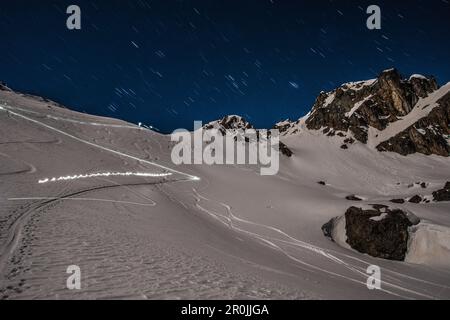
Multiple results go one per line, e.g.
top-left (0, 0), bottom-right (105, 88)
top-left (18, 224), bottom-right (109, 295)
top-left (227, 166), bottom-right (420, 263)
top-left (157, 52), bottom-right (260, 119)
top-left (203, 115), bottom-right (293, 157)
top-left (277, 69), bottom-right (450, 156)
top-left (1, 73), bottom-right (450, 300)
top-left (203, 115), bottom-right (254, 134)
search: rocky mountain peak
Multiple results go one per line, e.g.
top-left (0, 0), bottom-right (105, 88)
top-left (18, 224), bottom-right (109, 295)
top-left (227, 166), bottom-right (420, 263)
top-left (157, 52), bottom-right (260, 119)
top-left (204, 115), bottom-right (293, 157)
top-left (0, 81), bottom-right (12, 92)
top-left (377, 69), bottom-right (438, 98)
top-left (274, 119), bottom-right (299, 135)
top-left (204, 115), bottom-right (253, 134)
top-left (220, 115), bottom-right (253, 130)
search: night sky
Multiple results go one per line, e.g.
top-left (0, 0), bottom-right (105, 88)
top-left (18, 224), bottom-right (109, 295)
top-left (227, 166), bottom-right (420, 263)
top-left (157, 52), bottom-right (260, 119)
top-left (1, 0), bottom-right (449, 133)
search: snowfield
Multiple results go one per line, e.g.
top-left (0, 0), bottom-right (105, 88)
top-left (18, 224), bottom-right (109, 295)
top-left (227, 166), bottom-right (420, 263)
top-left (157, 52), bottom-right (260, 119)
top-left (406, 223), bottom-right (450, 268)
top-left (1, 89), bottom-right (450, 300)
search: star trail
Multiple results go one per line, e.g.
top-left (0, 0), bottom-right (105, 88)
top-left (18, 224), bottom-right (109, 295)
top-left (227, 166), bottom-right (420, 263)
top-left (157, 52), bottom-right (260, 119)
top-left (0, 0), bottom-right (449, 133)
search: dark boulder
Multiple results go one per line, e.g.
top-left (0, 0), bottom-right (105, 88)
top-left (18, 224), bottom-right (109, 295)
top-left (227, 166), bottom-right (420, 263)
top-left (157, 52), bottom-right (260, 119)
top-left (390, 198), bottom-right (405, 204)
top-left (344, 138), bottom-right (355, 144)
top-left (204, 116), bottom-right (294, 157)
top-left (346, 195), bottom-right (363, 201)
top-left (344, 206), bottom-right (417, 261)
top-left (432, 182), bottom-right (450, 202)
top-left (408, 195), bottom-right (423, 204)
top-left (371, 204), bottom-right (389, 210)
top-left (279, 142), bottom-right (293, 157)
top-left (321, 218), bottom-right (335, 240)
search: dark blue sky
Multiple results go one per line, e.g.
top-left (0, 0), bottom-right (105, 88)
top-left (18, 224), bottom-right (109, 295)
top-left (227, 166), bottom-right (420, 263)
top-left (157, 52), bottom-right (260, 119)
top-left (1, 0), bottom-right (449, 133)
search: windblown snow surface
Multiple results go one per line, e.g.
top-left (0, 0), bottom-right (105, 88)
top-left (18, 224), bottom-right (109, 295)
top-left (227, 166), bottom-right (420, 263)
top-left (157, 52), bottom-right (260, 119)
top-left (1, 90), bottom-right (450, 300)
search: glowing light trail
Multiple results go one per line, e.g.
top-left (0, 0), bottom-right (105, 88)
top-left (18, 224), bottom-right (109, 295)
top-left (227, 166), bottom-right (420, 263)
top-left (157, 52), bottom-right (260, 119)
top-left (0, 104), bottom-right (201, 181)
top-left (37, 171), bottom-right (172, 184)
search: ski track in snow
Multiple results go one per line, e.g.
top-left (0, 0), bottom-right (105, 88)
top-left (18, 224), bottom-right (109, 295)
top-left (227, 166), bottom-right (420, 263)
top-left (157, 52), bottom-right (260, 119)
top-left (0, 104), bottom-right (201, 282)
top-left (7, 197), bottom-right (156, 207)
top-left (0, 103), bottom-right (141, 130)
top-left (192, 188), bottom-right (446, 299)
top-left (0, 181), bottom-right (168, 277)
top-left (0, 152), bottom-right (37, 176)
top-left (1, 102), bottom-right (449, 299)
top-left (0, 105), bottom-right (200, 181)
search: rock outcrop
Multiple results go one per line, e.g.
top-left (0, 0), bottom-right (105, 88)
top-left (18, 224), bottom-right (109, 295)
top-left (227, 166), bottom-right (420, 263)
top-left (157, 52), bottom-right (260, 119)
top-left (203, 115), bottom-right (294, 157)
top-left (287, 68), bottom-right (450, 157)
top-left (433, 182), bottom-right (450, 202)
top-left (306, 69), bottom-right (438, 141)
top-left (390, 199), bottom-right (405, 204)
top-left (345, 195), bottom-right (363, 201)
top-left (376, 92), bottom-right (450, 156)
top-left (278, 141), bottom-right (293, 157)
top-left (408, 195), bottom-right (423, 204)
top-left (215, 70), bottom-right (450, 158)
top-left (204, 115), bottom-right (253, 135)
top-left (323, 206), bottom-right (420, 261)
top-left (274, 119), bottom-right (301, 136)
top-left (0, 82), bottom-right (11, 91)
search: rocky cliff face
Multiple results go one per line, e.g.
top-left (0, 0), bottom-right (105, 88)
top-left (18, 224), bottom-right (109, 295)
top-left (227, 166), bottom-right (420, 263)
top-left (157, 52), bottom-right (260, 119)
top-left (203, 115), bottom-right (253, 135)
top-left (203, 115), bottom-right (293, 157)
top-left (209, 70), bottom-right (449, 158)
top-left (433, 181), bottom-right (450, 202)
top-left (274, 119), bottom-right (301, 136)
top-left (306, 69), bottom-right (438, 139)
top-left (376, 91), bottom-right (450, 156)
top-left (295, 69), bottom-right (450, 157)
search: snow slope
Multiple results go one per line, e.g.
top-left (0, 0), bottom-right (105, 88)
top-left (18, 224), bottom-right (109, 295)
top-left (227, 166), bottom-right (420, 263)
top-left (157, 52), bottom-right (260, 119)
top-left (1, 89), bottom-right (450, 300)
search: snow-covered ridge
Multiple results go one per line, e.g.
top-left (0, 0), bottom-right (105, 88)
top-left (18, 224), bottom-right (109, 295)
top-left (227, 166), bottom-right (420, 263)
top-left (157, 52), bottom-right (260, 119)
top-left (203, 115), bottom-right (253, 132)
top-left (316, 79), bottom-right (377, 110)
top-left (323, 91), bottom-right (336, 107)
top-left (274, 118), bottom-right (305, 136)
top-left (409, 74), bottom-right (428, 80)
top-left (320, 78), bottom-right (378, 100)
top-left (345, 94), bottom-right (373, 118)
top-left (341, 78), bottom-right (377, 91)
